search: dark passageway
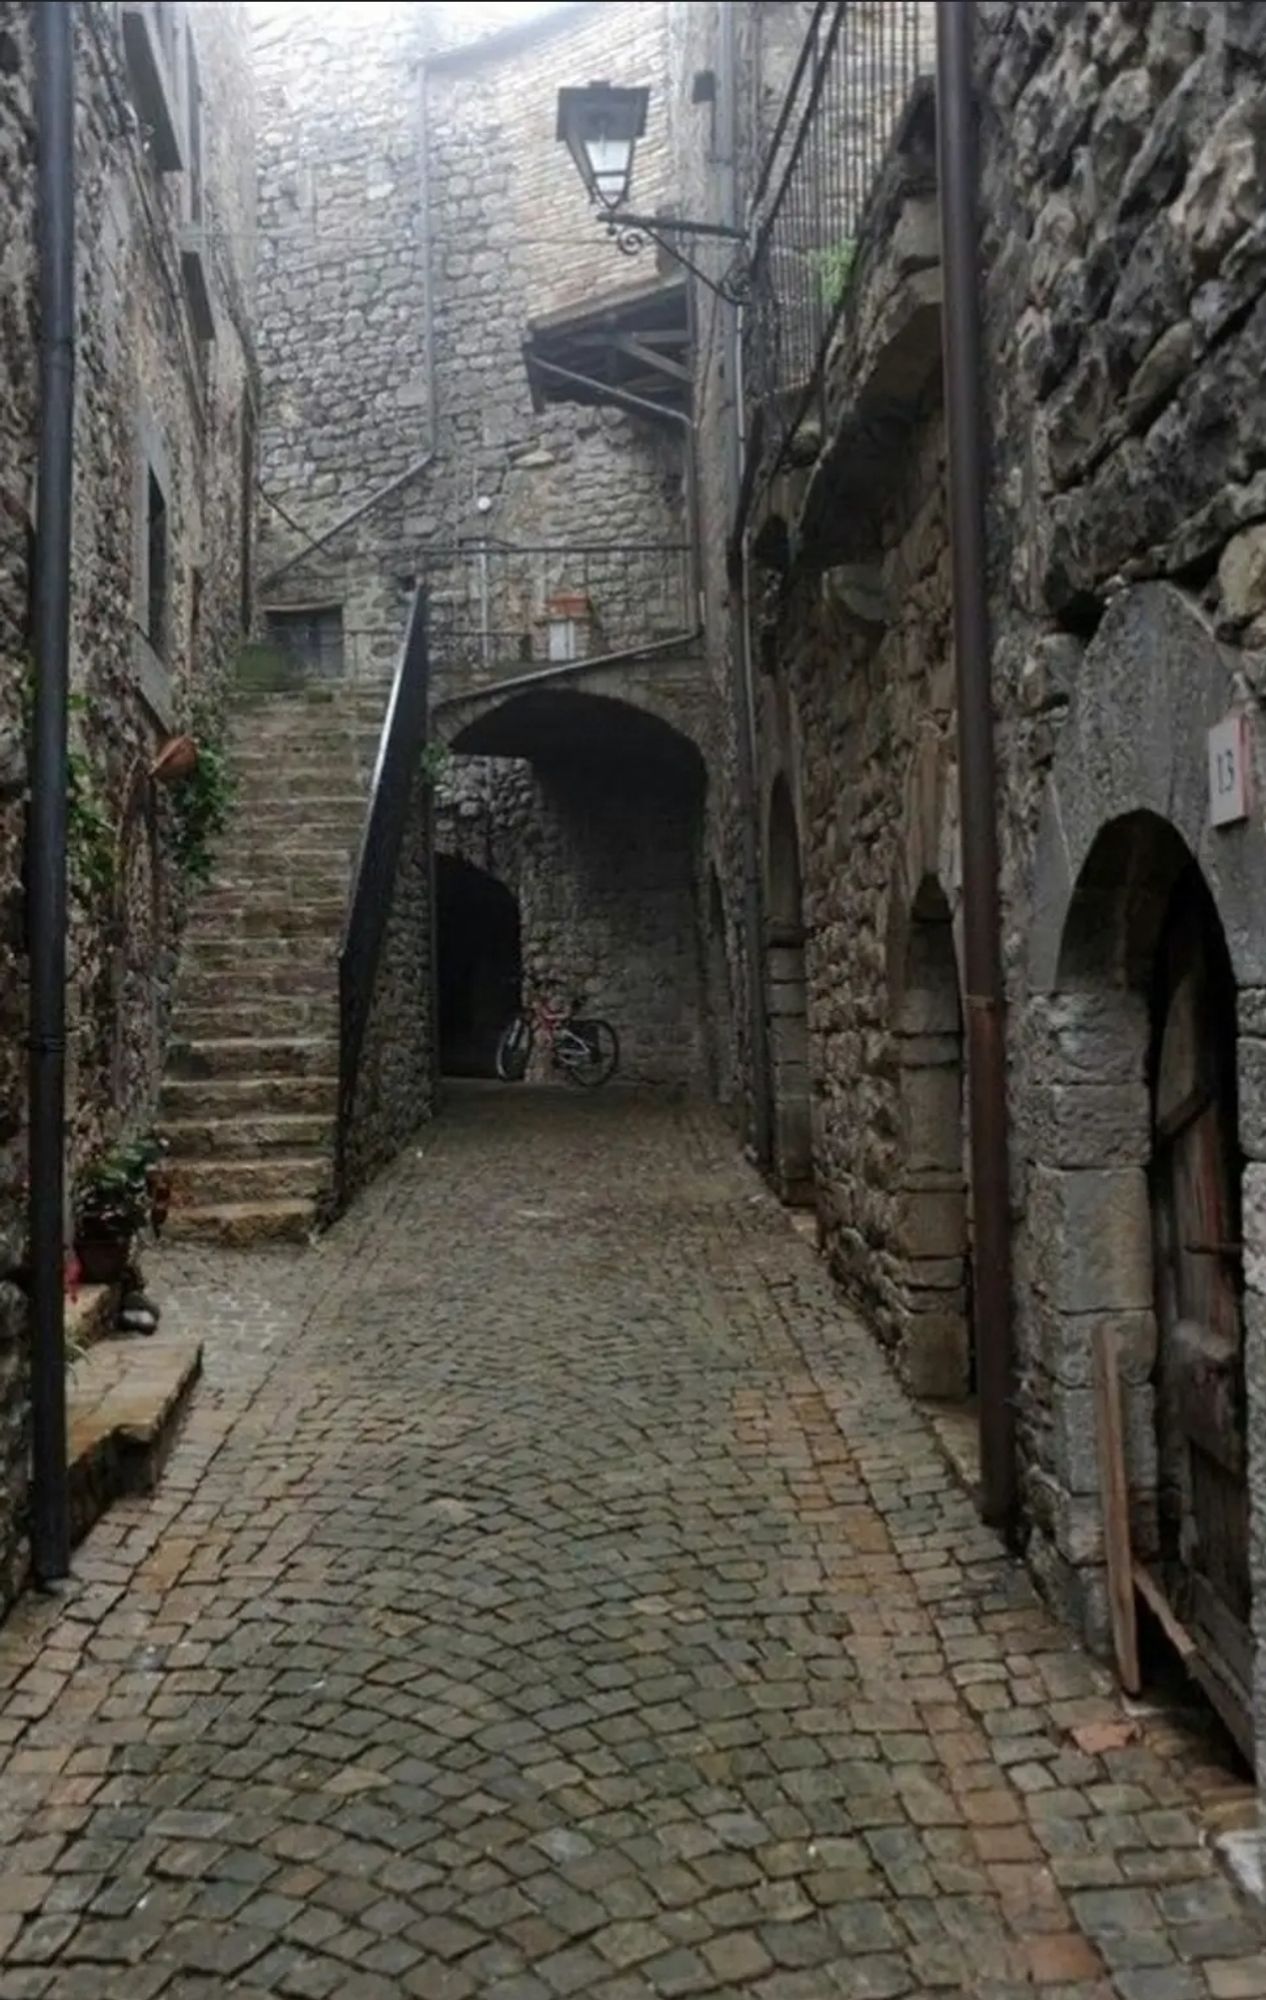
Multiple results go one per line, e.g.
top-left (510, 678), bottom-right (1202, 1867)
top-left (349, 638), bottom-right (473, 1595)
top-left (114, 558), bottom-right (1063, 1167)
top-left (436, 854), bottom-right (522, 1076)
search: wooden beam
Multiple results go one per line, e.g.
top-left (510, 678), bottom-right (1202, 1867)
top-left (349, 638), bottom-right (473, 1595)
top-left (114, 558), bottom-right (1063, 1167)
top-left (611, 334), bottom-right (692, 385)
top-left (1094, 1324), bottom-right (1141, 1695)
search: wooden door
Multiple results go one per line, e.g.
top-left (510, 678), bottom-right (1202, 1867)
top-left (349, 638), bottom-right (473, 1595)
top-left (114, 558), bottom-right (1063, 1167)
top-left (1149, 864), bottom-right (1250, 1735)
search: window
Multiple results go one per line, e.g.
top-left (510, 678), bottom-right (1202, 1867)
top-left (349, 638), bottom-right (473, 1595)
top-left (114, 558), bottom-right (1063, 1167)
top-left (146, 470), bottom-right (168, 658)
top-left (265, 606), bottom-right (344, 682)
top-left (120, 2), bottom-right (183, 172)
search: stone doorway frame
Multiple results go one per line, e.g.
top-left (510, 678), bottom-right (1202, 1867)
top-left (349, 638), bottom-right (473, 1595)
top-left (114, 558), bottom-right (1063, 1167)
top-left (1024, 586), bottom-right (1266, 1767)
top-left (894, 874), bottom-right (972, 1399)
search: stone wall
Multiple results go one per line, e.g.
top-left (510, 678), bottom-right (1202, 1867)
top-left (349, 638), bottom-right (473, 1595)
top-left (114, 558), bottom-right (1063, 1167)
top-left (973, 1), bottom-right (1266, 1701)
top-left (0, 1), bottom-right (255, 1616)
top-left (706, 0), bottom-right (1266, 1763)
top-left (340, 770), bottom-right (436, 1198)
top-left (254, 0), bottom-right (688, 697)
top-left (254, 2), bottom-right (717, 1106)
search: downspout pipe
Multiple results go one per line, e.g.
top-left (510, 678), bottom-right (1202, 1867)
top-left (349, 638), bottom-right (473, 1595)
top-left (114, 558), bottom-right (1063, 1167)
top-left (29, 0), bottom-right (75, 1584)
top-left (719, 0), bottom-right (774, 1172)
top-left (936, 0), bottom-right (1017, 1536)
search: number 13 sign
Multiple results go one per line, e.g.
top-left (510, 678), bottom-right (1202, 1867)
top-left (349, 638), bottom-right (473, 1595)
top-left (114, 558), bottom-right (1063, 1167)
top-left (1208, 711), bottom-right (1253, 829)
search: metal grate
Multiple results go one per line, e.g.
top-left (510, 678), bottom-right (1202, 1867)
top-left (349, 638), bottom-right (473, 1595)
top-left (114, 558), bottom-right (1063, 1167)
top-left (418, 541), bottom-right (695, 688)
top-left (744, 0), bottom-right (932, 482)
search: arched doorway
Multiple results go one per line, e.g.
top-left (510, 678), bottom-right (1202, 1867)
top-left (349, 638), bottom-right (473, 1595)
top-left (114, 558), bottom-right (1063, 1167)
top-left (896, 877), bottom-right (972, 1400)
top-left (1045, 812), bottom-right (1250, 1750)
top-left (435, 855), bottom-right (521, 1077)
top-left (766, 776), bottom-right (812, 1204)
top-left (1149, 856), bottom-right (1249, 1719)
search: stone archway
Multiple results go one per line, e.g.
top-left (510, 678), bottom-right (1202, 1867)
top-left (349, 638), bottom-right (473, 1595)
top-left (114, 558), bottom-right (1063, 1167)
top-left (1024, 583), bottom-right (1266, 1759)
top-left (435, 854), bottom-right (521, 1077)
top-left (1034, 811), bottom-right (1251, 1748)
top-left (895, 876), bottom-right (972, 1400)
top-left (765, 774), bottom-right (813, 1204)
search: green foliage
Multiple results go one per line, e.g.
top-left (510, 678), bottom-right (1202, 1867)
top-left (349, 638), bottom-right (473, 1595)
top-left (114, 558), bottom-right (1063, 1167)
top-left (23, 671), bottom-right (115, 900)
top-left (76, 1134), bottom-right (162, 1239)
top-left (810, 237), bottom-right (856, 308)
top-left (420, 740), bottom-right (451, 786)
top-left (170, 734), bottom-right (234, 883)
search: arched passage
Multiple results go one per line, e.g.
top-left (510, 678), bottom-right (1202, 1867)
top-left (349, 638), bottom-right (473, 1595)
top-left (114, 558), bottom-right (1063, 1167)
top-left (1039, 811), bottom-right (1251, 1752)
top-left (441, 689), bottom-right (710, 1090)
top-left (766, 775), bottom-right (813, 1204)
top-left (895, 877), bottom-right (972, 1400)
top-left (435, 855), bottom-right (521, 1077)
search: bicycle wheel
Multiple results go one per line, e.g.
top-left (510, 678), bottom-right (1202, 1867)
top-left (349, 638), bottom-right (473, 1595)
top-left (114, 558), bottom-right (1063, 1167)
top-left (494, 1014), bottom-right (533, 1082)
top-left (562, 1018), bottom-right (619, 1087)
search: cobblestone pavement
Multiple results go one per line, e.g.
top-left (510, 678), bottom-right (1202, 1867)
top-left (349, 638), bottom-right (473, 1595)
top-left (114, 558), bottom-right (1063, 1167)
top-left (1, 1087), bottom-right (1264, 1999)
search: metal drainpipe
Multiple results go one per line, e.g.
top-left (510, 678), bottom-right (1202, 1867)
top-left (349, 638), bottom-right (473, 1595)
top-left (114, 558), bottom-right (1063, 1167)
top-left (719, 1), bottom-right (774, 1170)
top-left (937, 0), bottom-right (1017, 1536)
top-left (29, 0), bottom-right (76, 1584)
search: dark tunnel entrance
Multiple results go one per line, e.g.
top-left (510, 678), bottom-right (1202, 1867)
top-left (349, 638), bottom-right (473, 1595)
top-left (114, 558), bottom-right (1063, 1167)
top-left (436, 854), bottom-right (522, 1077)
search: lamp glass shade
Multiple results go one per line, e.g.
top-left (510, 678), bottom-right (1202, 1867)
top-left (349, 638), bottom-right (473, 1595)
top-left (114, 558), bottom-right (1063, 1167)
top-left (557, 82), bottom-right (649, 212)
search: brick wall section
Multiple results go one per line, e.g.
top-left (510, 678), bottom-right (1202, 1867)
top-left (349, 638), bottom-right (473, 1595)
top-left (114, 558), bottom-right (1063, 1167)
top-left (340, 771), bottom-right (436, 1200)
top-left (0, 1), bottom-right (255, 1616)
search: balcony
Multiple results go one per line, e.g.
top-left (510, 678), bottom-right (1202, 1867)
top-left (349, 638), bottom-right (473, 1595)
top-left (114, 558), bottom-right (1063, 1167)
top-left (743, 0), bottom-right (934, 496)
top-left (419, 540), bottom-right (697, 695)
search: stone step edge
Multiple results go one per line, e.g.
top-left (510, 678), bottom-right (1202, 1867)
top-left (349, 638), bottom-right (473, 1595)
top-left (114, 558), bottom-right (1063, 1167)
top-left (161, 1199), bottom-right (318, 1246)
top-left (66, 1334), bottom-right (202, 1548)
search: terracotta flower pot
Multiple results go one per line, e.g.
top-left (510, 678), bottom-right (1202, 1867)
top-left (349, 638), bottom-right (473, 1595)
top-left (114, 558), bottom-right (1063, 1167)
top-left (150, 734), bottom-right (199, 784)
top-left (75, 1233), bottom-right (133, 1286)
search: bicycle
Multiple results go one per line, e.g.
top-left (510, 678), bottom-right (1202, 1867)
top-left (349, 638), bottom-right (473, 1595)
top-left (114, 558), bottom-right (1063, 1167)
top-left (495, 990), bottom-right (620, 1087)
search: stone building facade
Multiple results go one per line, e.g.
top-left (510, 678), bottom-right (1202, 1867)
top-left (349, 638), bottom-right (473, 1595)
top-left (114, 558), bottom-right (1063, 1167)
top-left (254, 1), bottom-right (719, 1093)
top-left (0, 0), bottom-right (256, 1612)
top-left (700, 0), bottom-right (1266, 1771)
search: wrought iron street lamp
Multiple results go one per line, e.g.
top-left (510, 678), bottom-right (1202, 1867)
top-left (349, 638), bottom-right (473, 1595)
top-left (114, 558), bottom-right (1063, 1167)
top-left (556, 80), bottom-right (749, 304)
top-left (556, 81), bottom-right (647, 212)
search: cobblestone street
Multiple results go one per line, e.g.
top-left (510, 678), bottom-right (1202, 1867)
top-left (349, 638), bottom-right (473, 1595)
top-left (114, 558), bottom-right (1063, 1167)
top-left (0, 1088), bottom-right (1263, 1998)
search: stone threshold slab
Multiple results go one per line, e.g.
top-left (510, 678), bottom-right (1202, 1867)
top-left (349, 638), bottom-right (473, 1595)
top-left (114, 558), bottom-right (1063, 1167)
top-left (67, 1330), bottom-right (202, 1547)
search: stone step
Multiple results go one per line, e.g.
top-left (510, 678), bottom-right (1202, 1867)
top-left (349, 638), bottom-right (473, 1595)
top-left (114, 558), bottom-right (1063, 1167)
top-left (161, 1073), bottom-right (337, 1117)
top-left (177, 964), bottom-right (331, 1004)
top-left (189, 892), bottom-right (345, 929)
top-left (230, 797), bottom-right (366, 827)
top-left (162, 1198), bottom-right (317, 1246)
top-left (173, 996), bottom-right (335, 1039)
top-left (180, 939), bottom-right (335, 975)
top-left (210, 844), bottom-right (354, 876)
top-left (68, 1331), bottom-right (203, 1546)
top-left (168, 1035), bottom-right (337, 1080)
top-left (159, 1111), bottom-right (332, 1158)
top-left (168, 1154), bottom-right (328, 1206)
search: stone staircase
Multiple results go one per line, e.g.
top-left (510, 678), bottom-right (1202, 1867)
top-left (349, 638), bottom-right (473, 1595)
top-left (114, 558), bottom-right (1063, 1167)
top-left (159, 684), bottom-right (386, 1245)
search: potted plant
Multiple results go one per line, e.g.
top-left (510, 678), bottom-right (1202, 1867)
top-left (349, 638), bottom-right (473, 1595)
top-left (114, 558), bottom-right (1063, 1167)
top-left (74, 1136), bottom-right (161, 1285)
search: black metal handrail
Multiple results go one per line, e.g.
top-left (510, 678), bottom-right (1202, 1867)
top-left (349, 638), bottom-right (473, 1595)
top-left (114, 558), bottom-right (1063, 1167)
top-left (744, 0), bottom-right (930, 483)
top-left (335, 587), bottom-right (430, 1205)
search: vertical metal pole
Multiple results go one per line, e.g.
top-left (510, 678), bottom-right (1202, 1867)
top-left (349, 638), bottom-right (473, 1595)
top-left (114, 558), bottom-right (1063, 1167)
top-left (29, 0), bottom-right (75, 1584)
top-left (937, 0), bottom-right (1017, 1536)
top-left (720, 1), bottom-right (773, 1168)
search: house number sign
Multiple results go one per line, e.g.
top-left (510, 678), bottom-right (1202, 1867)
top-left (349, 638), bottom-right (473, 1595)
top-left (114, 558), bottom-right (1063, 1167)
top-left (1208, 711), bottom-right (1253, 829)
